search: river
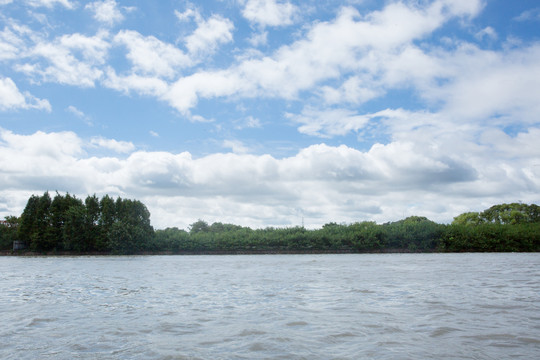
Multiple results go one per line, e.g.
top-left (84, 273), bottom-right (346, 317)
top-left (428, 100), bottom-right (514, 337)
top-left (1, 253), bottom-right (539, 359)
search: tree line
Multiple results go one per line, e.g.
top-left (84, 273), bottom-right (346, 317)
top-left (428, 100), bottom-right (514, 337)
top-left (0, 192), bottom-right (153, 254)
top-left (1, 193), bottom-right (539, 254)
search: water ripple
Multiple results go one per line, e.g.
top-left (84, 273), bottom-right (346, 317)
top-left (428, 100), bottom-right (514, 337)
top-left (1, 254), bottom-right (539, 359)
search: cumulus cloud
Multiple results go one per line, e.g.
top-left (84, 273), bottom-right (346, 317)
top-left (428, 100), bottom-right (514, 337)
top-left (222, 139), bottom-right (250, 154)
top-left (175, 4), bottom-right (235, 57)
top-left (289, 107), bottom-right (371, 138)
top-left (247, 30), bottom-right (268, 46)
top-left (16, 31), bottom-right (110, 87)
top-left (103, 68), bottom-right (169, 97)
top-left (436, 43), bottom-right (540, 123)
top-left (26, 0), bottom-right (74, 9)
top-left (90, 136), bottom-right (136, 153)
top-left (0, 77), bottom-right (51, 111)
top-left (0, 129), bottom-right (83, 184)
top-left (99, 8), bottom-right (233, 99)
top-left (175, 4), bottom-right (201, 23)
top-left (85, 0), bottom-right (124, 26)
top-left (242, 0), bottom-right (298, 27)
top-left (320, 76), bottom-right (382, 105)
top-left (113, 30), bottom-right (190, 78)
top-left (1, 126), bottom-right (538, 229)
top-left (184, 14), bottom-right (234, 56)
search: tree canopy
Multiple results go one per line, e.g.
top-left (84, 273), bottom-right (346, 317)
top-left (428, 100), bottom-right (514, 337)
top-left (16, 192), bottom-right (153, 254)
top-left (452, 203), bottom-right (540, 226)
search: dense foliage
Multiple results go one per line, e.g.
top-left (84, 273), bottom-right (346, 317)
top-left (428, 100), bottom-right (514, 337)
top-left (152, 212), bottom-right (539, 254)
top-left (11, 192), bottom-right (153, 254)
top-left (2, 194), bottom-right (539, 254)
top-left (452, 203), bottom-right (540, 225)
top-left (0, 216), bottom-right (19, 251)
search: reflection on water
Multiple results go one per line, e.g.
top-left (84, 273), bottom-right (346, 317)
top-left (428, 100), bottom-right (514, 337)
top-left (1, 253), bottom-right (540, 359)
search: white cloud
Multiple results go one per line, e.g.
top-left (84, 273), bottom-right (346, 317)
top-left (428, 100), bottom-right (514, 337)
top-left (222, 139), bottom-right (250, 154)
top-left (0, 77), bottom-right (51, 111)
top-left (236, 116), bottom-right (262, 129)
top-left (289, 107), bottom-right (371, 138)
top-left (320, 76), bottom-right (382, 105)
top-left (85, 0), bottom-right (124, 26)
top-left (66, 105), bottom-right (93, 125)
top-left (247, 30), bottom-right (268, 46)
top-left (90, 136), bottom-right (136, 154)
top-left (66, 105), bottom-right (84, 118)
top-left (185, 14), bottom-right (234, 56)
top-left (0, 78), bottom-right (30, 110)
top-left (475, 26), bottom-right (497, 41)
top-left (103, 68), bottom-right (169, 97)
top-left (189, 113), bottom-right (214, 123)
top-left (242, 0), bottom-right (298, 27)
top-left (437, 43), bottom-right (540, 123)
top-left (436, 0), bottom-right (484, 18)
top-left (114, 30), bottom-right (190, 78)
top-left (175, 4), bottom-right (202, 23)
top-left (101, 11), bottom-right (232, 96)
top-left (0, 129), bottom-right (83, 183)
top-left (0, 23), bottom-right (30, 61)
top-left (17, 32), bottom-right (110, 87)
top-left (514, 8), bottom-right (540, 22)
top-left (166, 70), bottom-right (246, 114)
top-left (26, 0), bottom-right (74, 8)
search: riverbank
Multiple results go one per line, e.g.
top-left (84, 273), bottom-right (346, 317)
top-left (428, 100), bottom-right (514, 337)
top-left (1, 248), bottom-right (429, 256)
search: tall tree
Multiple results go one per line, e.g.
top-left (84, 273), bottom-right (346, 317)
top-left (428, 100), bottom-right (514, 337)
top-left (97, 195), bottom-right (117, 251)
top-left (63, 203), bottom-right (87, 252)
top-left (18, 194), bottom-right (40, 247)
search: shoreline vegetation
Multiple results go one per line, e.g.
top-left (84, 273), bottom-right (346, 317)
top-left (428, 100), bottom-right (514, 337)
top-left (1, 192), bottom-right (539, 255)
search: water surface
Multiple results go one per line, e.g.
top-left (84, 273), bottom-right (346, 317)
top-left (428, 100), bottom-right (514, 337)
top-left (1, 253), bottom-right (539, 359)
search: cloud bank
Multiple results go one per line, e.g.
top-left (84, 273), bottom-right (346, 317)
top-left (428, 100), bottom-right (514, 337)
top-left (1, 126), bottom-right (538, 229)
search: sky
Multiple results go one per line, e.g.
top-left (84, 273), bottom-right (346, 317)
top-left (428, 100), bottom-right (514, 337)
top-left (1, 0), bottom-right (539, 230)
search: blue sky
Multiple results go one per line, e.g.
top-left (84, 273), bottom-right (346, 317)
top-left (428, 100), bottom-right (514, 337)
top-left (1, 0), bottom-right (539, 229)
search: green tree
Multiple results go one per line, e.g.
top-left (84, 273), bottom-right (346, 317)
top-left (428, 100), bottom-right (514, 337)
top-left (48, 192), bottom-right (81, 251)
top-left (108, 198), bottom-right (153, 253)
top-left (28, 192), bottom-right (53, 251)
top-left (189, 219), bottom-right (209, 234)
top-left (97, 195), bottom-right (117, 251)
top-left (84, 195), bottom-right (101, 250)
top-left (0, 216), bottom-right (19, 250)
top-left (18, 194), bottom-right (40, 248)
top-left (480, 203), bottom-right (540, 224)
top-left (108, 221), bottom-right (134, 254)
top-left (452, 212), bottom-right (483, 225)
top-left (63, 203), bottom-right (88, 252)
